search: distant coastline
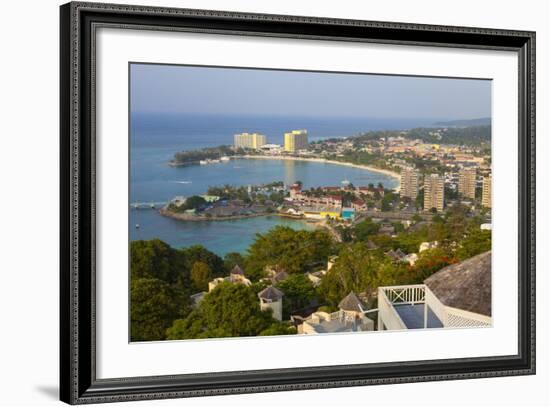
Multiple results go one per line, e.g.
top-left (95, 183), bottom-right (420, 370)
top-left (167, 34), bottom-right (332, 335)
top-left (238, 155), bottom-right (401, 191)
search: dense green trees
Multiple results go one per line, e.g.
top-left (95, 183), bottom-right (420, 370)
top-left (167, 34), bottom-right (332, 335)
top-left (381, 192), bottom-right (398, 211)
top-left (268, 191), bottom-right (285, 203)
top-left (180, 195), bottom-right (207, 211)
top-left (173, 145), bottom-right (235, 165)
top-left (456, 229), bottom-right (491, 260)
top-left (412, 248), bottom-right (455, 283)
top-left (130, 239), bottom-right (188, 287)
top-left (130, 278), bottom-right (190, 342)
top-left (276, 274), bottom-right (316, 319)
top-left (130, 240), bottom-right (227, 288)
top-left (223, 252), bottom-right (245, 272)
top-left (182, 245), bottom-right (225, 277)
top-left (190, 261), bottom-right (212, 292)
top-left (318, 243), bottom-right (407, 308)
top-left (206, 184), bottom-right (251, 202)
top-left (130, 240), bottom-right (225, 341)
top-left (352, 218), bottom-right (380, 241)
top-left (166, 283), bottom-right (278, 339)
top-left (131, 195), bottom-right (491, 341)
top-left (245, 226), bottom-right (335, 279)
top-left (259, 322), bottom-right (297, 336)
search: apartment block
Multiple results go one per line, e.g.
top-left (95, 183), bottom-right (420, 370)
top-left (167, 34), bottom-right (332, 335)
top-left (424, 174), bottom-right (445, 212)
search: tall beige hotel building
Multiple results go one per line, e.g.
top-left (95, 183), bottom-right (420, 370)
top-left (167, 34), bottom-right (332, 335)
top-left (424, 174), bottom-right (445, 212)
top-left (284, 130), bottom-right (308, 152)
top-left (400, 167), bottom-right (420, 199)
top-left (233, 132), bottom-right (267, 149)
top-left (482, 175), bottom-right (492, 208)
top-left (458, 167), bottom-right (477, 199)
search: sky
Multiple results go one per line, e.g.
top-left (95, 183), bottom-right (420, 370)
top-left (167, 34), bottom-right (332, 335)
top-left (130, 63), bottom-right (491, 120)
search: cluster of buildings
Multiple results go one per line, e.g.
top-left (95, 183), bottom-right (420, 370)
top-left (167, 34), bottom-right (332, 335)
top-left (400, 166), bottom-right (492, 212)
top-left (233, 129), bottom-right (309, 153)
top-left (282, 182), bottom-right (383, 221)
top-left (190, 265), bottom-right (286, 322)
top-left (356, 134), bottom-right (490, 170)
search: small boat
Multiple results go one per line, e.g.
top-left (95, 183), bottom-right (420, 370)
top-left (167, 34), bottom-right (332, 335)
top-left (220, 156), bottom-right (230, 162)
top-left (199, 160), bottom-right (208, 165)
top-left (135, 224), bottom-right (140, 229)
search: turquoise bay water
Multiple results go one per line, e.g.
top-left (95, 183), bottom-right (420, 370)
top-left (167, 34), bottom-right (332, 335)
top-left (130, 114), bottom-right (417, 256)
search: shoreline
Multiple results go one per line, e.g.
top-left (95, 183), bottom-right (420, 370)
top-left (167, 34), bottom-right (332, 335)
top-left (168, 153), bottom-right (401, 191)
top-left (237, 155), bottom-right (401, 191)
top-left (159, 208), bottom-right (270, 222)
top-left (160, 208), bottom-right (321, 225)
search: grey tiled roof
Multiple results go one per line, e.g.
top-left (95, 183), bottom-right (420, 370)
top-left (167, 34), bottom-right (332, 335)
top-left (273, 271), bottom-right (289, 282)
top-left (258, 286), bottom-right (284, 300)
top-left (424, 251), bottom-right (491, 316)
top-left (230, 264), bottom-right (245, 275)
top-left (338, 291), bottom-right (365, 312)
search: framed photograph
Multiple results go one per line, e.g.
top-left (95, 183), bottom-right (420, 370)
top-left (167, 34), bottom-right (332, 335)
top-left (60, 2), bottom-right (535, 404)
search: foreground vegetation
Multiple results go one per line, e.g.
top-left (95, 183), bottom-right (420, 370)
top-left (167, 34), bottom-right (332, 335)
top-left (130, 203), bottom-right (490, 341)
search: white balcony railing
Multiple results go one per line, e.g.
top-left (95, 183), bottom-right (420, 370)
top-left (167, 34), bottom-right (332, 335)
top-left (377, 284), bottom-right (491, 331)
top-left (377, 287), bottom-right (407, 330)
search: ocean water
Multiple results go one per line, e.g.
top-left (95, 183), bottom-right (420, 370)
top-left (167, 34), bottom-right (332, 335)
top-left (130, 113), bottom-right (429, 255)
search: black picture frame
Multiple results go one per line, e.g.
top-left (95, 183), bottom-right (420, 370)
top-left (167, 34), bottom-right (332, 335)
top-left (60, 2), bottom-right (536, 404)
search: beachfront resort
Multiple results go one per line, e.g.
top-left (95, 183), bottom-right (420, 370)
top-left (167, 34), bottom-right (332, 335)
top-left (162, 125), bottom-right (491, 224)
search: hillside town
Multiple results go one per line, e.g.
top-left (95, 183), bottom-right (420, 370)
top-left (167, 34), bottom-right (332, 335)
top-left (163, 125), bottom-right (491, 228)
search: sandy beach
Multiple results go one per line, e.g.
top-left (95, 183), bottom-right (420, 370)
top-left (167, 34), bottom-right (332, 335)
top-left (239, 154), bottom-right (401, 192)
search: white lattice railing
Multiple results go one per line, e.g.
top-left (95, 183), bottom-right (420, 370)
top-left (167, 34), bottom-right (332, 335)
top-left (380, 285), bottom-right (426, 304)
top-left (445, 306), bottom-right (492, 328)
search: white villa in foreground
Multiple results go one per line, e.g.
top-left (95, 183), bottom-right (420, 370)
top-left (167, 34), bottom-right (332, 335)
top-left (377, 284), bottom-right (491, 330)
top-left (378, 251), bottom-right (492, 330)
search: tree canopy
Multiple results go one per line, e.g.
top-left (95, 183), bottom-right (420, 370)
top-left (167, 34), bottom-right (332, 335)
top-left (130, 240), bottom-right (225, 290)
top-left (276, 274), bottom-right (316, 319)
top-left (130, 239), bottom-right (187, 287)
top-left (166, 283), bottom-right (276, 339)
top-left (190, 261), bottom-right (212, 292)
top-left (244, 226), bottom-right (335, 280)
top-left (130, 277), bottom-right (189, 342)
top-left (319, 243), bottom-right (407, 308)
top-left (352, 218), bottom-right (380, 241)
